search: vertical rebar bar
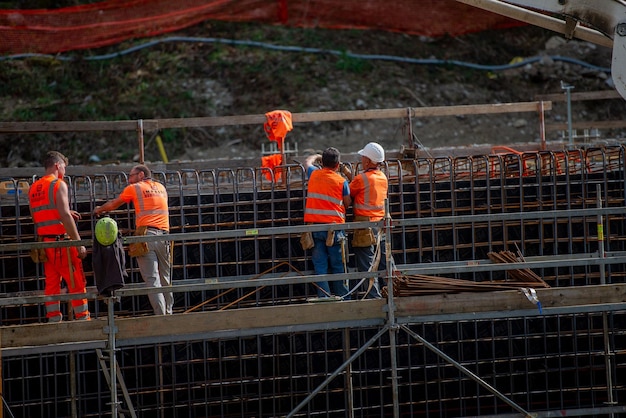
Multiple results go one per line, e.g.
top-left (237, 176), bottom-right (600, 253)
top-left (539, 100), bottom-right (547, 150)
top-left (406, 107), bottom-right (414, 150)
top-left (70, 351), bottom-right (77, 418)
top-left (597, 183), bottom-right (615, 416)
top-left (107, 296), bottom-right (119, 418)
top-left (561, 81), bottom-right (574, 146)
top-left (343, 328), bottom-right (354, 418)
top-left (384, 199), bottom-right (400, 418)
top-left (597, 184), bottom-right (605, 284)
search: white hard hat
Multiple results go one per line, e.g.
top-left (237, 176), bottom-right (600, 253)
top-left (358, 142), bottom-right (385, 163)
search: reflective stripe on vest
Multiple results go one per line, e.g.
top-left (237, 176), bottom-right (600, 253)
top-left (353, 170), bottom-right (387, 220)
top-left (30, 177), bottom-right (65, 235)
top-left (133, 183), bottom-right (168, 217)
top-left (304, 169), bottom-right (346, 224)
top-left (132, 182), bottom-right (169, 230)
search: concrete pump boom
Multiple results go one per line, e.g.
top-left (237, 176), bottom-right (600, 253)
top-left (456, 0), bottom-right (626, 100)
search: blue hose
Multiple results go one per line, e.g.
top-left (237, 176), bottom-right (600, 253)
top-left (0, 35), bottom-right (612, 73)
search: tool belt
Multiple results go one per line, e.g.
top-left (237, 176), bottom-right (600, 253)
top-left (352, 215), bottom-right (376, 248)
top-left (128, 226), bottom-right (150, 257)
top-left (40, 234), bottom-right (69, 240)
top-left (325, 230), bottom-right (336, 246)
top-left (300, 231), bottom-right (314, 250)
top-left (29, 236), bottom-right (48, 263)
top-left (29, 234), bottom-right (69, 263)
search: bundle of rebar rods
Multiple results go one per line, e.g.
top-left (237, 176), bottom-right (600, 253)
top-left (487, 250), bottom-right (549, 287)
top-left (382, 251), bottom-right (549, 297)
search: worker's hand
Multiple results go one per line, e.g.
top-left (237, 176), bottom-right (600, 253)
top-left (77, 245), bottom-right (87, 259)
top-left (339, 163), bottom-right (352, 180)
top-left (94, 206), bottom-right (104, 216)
top-left (70, 210), bottom-right (81, 221)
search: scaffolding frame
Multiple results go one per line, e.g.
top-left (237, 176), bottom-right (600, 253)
top-left (1, 206), bottom-right (626, 417)
top-left (1, 144), bottom-right (626, 416)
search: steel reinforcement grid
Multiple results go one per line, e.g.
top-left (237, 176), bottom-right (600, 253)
top-left (0, 145), bottom-right (625, 417)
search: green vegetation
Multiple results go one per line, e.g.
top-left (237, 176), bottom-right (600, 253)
top-left (3, 20), bottom-right (612, 167)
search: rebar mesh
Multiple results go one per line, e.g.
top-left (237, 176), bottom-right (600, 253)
top-left (0, 145), bottom-right (625, 417)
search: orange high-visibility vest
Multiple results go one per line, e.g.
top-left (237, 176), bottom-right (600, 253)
top-left (120, 179), bottom-right (169, 231)
top-left (29, 174), bottom-right (65, 236)
top-left (261, 153), bottom-right (283, 182)
top-left (264, 110), bottom-right (293, 150)
top-left (304, 168), bottom-right (346, 224)
top-left (351, 169), bottom-right (388, 221)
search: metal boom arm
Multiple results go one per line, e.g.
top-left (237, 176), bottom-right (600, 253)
top-left (456, 0), bottom-right (626, 100)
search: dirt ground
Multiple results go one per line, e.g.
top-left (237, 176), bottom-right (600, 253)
top-left (146, 24), bottom-right (626, 164)
top-left (1, 23), bottom-right (625, 167)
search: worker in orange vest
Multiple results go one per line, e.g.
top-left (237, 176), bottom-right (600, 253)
top-left (347, 142), bottom-right (388, 298)
top-left (28, 151), bottom-right (90, 322)
top-left (304, 147), bottom-right (352, 299)
top-left (94, 164), bottom-right (173, 315)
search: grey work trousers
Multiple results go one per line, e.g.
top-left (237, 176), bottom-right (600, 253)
top-left (135, 228), bottom-right (173, 315)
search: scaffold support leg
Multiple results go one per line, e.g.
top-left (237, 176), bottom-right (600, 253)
top-left (96, 348), bottom-right (137, 418)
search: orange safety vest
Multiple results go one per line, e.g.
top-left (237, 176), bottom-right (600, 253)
top-left (120, 180), bottom-right (169, 231)
top-left (29, 174), bottom-right (65, 236)
top-left (351, 169), bottom-right (388, 221)
top-left (264, 110), bottom-right (293, 150)
top-left (304, 168), bottom-right (346, 224)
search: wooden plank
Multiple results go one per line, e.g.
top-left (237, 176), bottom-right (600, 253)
top-left (406, 101), bottom-right (551, 117)
top-left (395, 284), bottom-right (626, 316)
top-left (0, 320), bottom-right (107, 348)
top-left (536, 90), bottom-right (622, 102)
top-left (0, 120), bottom-right (159, 133)
top-left (545, 120), bottom-right (626, 131)
top-left (115, 299), bottom-right (387, 340)
top-left (293, 102), bottom-right (550, 121)
top-left (0, 300), bottom-right (386, 349)
top-left (3, 283), bottom-right (623, 350)
top-left (158, 114), bottom-right (264, 128)
top-left (0, 102), bottom-right (550, 133)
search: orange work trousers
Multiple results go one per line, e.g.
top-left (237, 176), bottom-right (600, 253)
top-left (42, 243), bottom-right (89, 321)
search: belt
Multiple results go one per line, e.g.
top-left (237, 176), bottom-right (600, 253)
top-left (147, 226), bottom-right (168, 233)
top-left (40, 234), bottom-right (69, 240)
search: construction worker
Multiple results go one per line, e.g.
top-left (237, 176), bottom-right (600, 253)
top-left (347, 142), bottom-right (388, 299)
top-left (28, 151), bottom-right (90, 322)
top-left (303, 147), bottom-right (352, 299)
top-left (94, 164), bottom-right (173, 315)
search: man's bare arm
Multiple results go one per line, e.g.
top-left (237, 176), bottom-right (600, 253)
top-left (56, 181), bottom-right (81, 241)
top-left (94, 196), bottom-right (125, 216)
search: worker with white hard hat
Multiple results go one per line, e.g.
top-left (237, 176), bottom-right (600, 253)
top-left (358, 142), bottom-right (385, 163)
top-left (347, 141), bottom-right (389, 299)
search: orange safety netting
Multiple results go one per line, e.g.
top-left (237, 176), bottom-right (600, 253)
top-left (0, 0), bottom-right (523, 55)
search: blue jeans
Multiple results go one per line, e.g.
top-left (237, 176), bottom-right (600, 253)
top-left (352, 228), bottom-right (386, 299)
top-left (311, 230), bottom-right (349, 298)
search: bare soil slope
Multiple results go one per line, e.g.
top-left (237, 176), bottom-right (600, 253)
top-left (0, 22), bottom-right (624, 167)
